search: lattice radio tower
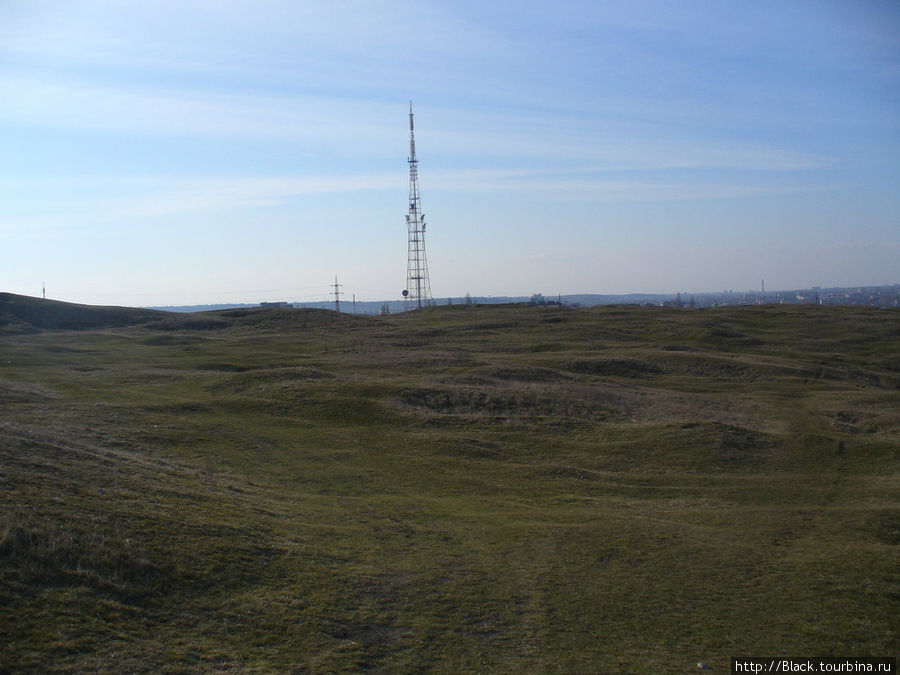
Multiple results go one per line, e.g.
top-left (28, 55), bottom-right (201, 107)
top-left (404, 102), bottom-right (432, 309)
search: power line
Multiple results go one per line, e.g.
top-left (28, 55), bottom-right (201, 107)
top-left (59, 285), bottom-right (333, 299)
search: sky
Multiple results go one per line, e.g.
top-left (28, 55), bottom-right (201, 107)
top-left (1, 0), bottom-right (899, 306)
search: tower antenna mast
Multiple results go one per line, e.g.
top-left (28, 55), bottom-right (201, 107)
top-left (404, 102), bottom-right (432, 309)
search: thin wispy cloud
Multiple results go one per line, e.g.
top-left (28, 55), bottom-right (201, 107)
top-left (1, 0), bottom-right (897, 302)
top-left (0, 76), bottom-right (397, 145)
top-left (0, 173), bottom-right (405, 236)
top-left (0, 165), bottom-right (825, 241)
top-left (2, 74), bottom-right (828, 175)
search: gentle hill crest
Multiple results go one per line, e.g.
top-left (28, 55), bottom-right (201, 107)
top-left (0, 293), bottom-right (168, 332)
top-left (0, 293), bottom-right (372, 333)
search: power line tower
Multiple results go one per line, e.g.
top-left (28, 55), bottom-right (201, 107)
top-left (332, 275), bottom-right (343, 312)
top-left (404, 102), bottom-right (432, 309)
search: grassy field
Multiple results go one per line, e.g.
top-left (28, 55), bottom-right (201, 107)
top-left (1, 292), bottom-right (898, 672)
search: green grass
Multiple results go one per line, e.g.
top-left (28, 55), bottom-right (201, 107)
top-left (1, 295), bottom-right (898, 672)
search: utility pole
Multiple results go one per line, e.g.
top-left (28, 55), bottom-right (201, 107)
top-left (404, 102), bottom-right (432, 309)
top-left (332, 275), bottom-right (343, 313)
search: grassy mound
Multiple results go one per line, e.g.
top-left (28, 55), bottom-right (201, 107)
top-left (0, 293), bottom-right (168, 332)
top-left (1, 301), bottom-right (897, 671)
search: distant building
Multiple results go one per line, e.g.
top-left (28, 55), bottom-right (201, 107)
top-left (260, 301), bottom-right (292, 308)
top-left (528, 293), bottom-right (562, 307)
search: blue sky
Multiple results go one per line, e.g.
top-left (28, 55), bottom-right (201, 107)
top-left (2, 0), bottom-right (898, 306)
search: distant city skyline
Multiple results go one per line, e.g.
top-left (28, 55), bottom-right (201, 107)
top-left (2, 1), bottom-right (898, 307)
top-left (137, 284), bottom-right (900, 315)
